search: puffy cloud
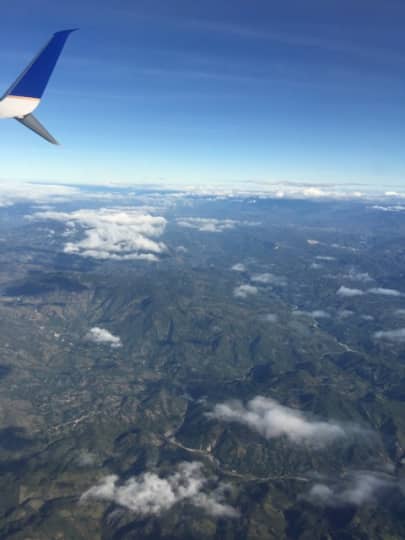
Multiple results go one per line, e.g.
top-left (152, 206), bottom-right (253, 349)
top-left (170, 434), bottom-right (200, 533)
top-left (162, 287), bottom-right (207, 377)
top-left (374, 328), bottom-right (405, 342)
top-left (231, 263), bottom-right (246, 272)
top-left (251, 273), bottom-right (287, 286)
top-left (30, 208), bottom-right (167, 262)
top-left (307, 471), bottom-right (397, 507)
top-left (86, 327), bottom-right (122, 348)
top-left (368, 287), bottom-right (403, 297)
top-left (395, 309), bottom-right (405, 316)
top-left (81, 462), bottom-right (238, 518)
top-left (337, 286), bottom-right (365, 297)
top-left (233, 284), bottom-right (258, 299)
top-left (208, 396), bottom-right (347, 446)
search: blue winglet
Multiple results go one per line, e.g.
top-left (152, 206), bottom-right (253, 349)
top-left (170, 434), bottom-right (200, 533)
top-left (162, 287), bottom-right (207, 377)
top-left (5, 29), bottom-right (77, 99)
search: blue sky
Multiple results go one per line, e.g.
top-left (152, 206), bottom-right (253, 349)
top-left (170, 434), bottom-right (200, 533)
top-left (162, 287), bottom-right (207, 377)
top-left (1, 0), bottom-right (405, 188)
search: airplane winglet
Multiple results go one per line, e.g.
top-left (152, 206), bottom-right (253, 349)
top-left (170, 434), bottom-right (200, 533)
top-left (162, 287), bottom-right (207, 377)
top-left (15, 114), bottom-right (59, 145)
top-left (3, 29), bottom-right (77, 101)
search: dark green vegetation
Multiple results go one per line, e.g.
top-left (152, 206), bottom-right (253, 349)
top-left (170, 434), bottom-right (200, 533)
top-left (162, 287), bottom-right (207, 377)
top-left (0, 192), bottom-right (405, 539)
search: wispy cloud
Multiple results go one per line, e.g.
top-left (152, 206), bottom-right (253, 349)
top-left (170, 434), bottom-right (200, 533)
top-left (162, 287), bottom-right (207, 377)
top-left (368, 287), bottom-right (403, 297)
top-left (208, 396), bottom-right (350, 447)
top-left (344, 270), bottom-right (373, 283)
top-left (251, 273), bottom-right (287, 286)
top-left (81, 462), bottom-right (238, 518)
top-left (30, 208), bottom-right (167, 262)
top-left (233, 284), bottom-right (258, 299)
top-left (292, 310), bottom-right (330, 319)
top-left (371, 205), bottom-right (405, 212)
top-left (77, 451), bottom-right (97, 467)
top-left (176, 217), bottom-right (257, 233)
top-left (86, 327), bottom-right (122, 348)
top-left (260, 313), bottom-right (278, 323)
top-left (374, 328), bottom-right (405, 342)
top-left (307, 471), bottom-right (397, 507)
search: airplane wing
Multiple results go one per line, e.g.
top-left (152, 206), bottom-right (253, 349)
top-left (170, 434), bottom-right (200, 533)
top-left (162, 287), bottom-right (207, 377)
top-left (0, 29), bottom-right (77, 143)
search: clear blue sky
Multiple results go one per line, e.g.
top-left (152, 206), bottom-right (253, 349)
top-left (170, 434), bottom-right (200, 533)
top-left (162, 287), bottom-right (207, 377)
top-left (1, 0), bottom-right (405, 189)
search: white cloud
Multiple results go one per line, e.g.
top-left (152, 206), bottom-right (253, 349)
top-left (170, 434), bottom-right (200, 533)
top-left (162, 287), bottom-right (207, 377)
top-left (30, 208), bottom-right (167, 262)
top-left (251, 273), bottom-right (287, 286)
top-left (81, 462), bottom-right (238, 518)
top-left (208, 396), bottom-right (347, 446)
top-left (310, 263), bottom-right (323, 269)
top-left (176, 217), bottom-right (258, 233)
top-left (233, 284), bottom-right (258, 299)
top-left (77, 451), bottom-right (97, 467)
top-left (231, 263), bottom-right (246, 272)
top-left (371, 205), bottom-right (405, 212)
top-left (316, 256), bottom-right (336, 261)
top-left (395, 309), bottom-right (405, 316)
top-left (368, 287), bottom-right (403, 297)
top-left (0, 183), bottom-right (83, 207)
top-left (261, 313), bottom-right (278, 323)
top-left (292, 310), bottom-right (330, 319)
top-left (337, 286), bottom-right (365, 297)
top-left (374, 328), bottom-right (405, 342)
top-left (307, 471), bottom-right (396, 507)
top-left (86, 327), bottom-right (122, 348)
top-left (311, 310), bottom-right (330, 319)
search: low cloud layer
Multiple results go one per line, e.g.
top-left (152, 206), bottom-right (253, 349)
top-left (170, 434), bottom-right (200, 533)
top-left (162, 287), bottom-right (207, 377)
top-left (233, 284), bottom-right (258, 299)
top-left (208, 396), bottom-right (347, 446)
top-left (31, 208), bottom-right (167, 262)
top-left (81, 462), bottom-right (238, 518)
top-left (0, 182), bottom-right (127, 208)
top-left (307, 471), bottom-right (398, 507)
top-left (86, 327), bottom-right (122, 348)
